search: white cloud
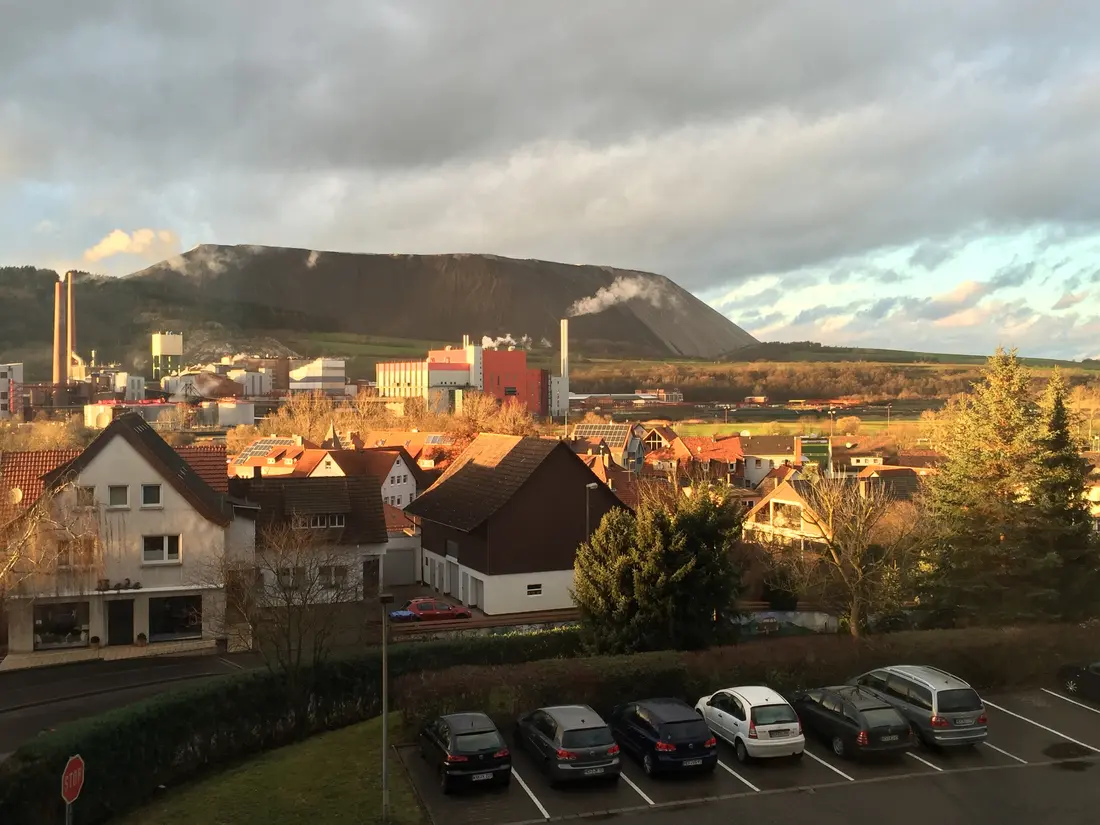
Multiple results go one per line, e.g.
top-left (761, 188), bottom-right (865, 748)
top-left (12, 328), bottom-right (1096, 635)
top-left (82, 228), bottom-right (180, 264)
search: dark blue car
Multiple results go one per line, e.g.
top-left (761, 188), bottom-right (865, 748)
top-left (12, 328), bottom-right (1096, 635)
top-left (609, 698), bottom-right (718, 776)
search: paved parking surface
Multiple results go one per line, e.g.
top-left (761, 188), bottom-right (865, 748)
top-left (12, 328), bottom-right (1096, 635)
top-left (398, 688), bottom-right (1100, 825)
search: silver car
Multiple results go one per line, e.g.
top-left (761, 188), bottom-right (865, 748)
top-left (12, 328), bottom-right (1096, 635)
top-left (850, 665), bottom-right (988, 748)
top-left (515, 705), bottom-right (621, 785)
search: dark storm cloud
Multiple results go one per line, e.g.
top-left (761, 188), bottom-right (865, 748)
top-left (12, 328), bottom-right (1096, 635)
top-left (4, 0), bottom-right (1100, 296)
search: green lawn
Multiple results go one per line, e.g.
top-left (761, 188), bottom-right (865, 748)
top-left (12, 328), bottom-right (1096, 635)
top-left (118, 715), bottom-right (426, 825)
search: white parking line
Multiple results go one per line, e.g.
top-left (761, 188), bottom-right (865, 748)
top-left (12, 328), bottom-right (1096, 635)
top-left (983, 742), bottom-right (1028, 765)
top-left (621, 772), bottom-right (655, 806)
top-left (718, 759), bottom-right (761, 792)
top-left (511, 768), bottom-right (550, 820)
top-left (1041, 687), bottom-right (1100, 716)
top-left (803, 750), bottom-right (854, 781)
top-left (219, 657), bottom-right (244, 670)
top-left (984, 699), bottom-right (1100, 753)
top-left (906, 752), bottom-right (943, 772)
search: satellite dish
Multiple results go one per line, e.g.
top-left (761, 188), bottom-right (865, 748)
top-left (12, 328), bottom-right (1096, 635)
top-left (9, 487), bottom-right (23, 504)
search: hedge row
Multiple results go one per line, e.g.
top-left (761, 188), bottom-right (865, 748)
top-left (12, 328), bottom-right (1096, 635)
top-left (396, 624), bottom-right (1100, 726)
top-left (0, 627), bottom-right (584, 825)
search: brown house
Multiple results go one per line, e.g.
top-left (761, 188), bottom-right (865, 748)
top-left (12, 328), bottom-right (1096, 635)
top-left (404, 434), bottom-right (622, 615)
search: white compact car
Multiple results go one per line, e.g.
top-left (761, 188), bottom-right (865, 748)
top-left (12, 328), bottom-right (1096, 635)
top-left (695, 685), bottom-right (805, 763)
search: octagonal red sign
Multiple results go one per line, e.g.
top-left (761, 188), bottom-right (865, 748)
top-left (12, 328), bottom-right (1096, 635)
top-left (61, 754), bottom-right (85, 805)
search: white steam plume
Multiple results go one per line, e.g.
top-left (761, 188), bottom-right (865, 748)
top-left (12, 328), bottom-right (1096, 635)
top-left (481, 333), bottom-right (533, 349)
top-left (567, 275), bottom-right (674, 317)
top-left (83, 228), bottom-right (180, 264)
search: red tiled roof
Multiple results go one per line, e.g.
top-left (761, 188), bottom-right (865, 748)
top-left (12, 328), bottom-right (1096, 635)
top-left (383, 502), bottom-right (415, 534)
top-left (176, 444), bottom-right (229, 493)
top-left (644, 425), bottom-right (680, 444)
top-left (579, 455), bottom-right (639, 510)
top-left (679, 435), bottom-right (744, 462)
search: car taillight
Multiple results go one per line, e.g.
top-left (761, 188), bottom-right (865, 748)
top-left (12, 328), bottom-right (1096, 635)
top-left (796, 716), bottom-right (803, 735)
top-left (556, 749), bottom-right (578, 760)
top-left (655, 741), bottom-right (676, 752)
top-left (930, 716), bottom-right (950, 728)
top-left (607, 744), bottom-right (620, 756)
top-left (704, 737), bottom-right (717, 748)
top-left (856, 730), bottom-right (869, 746)
top-left (977, 713), bottom-right (988, 725)
top-left (493, 749), bottom-right (510, 758)
top-left (748, 721), bottom-right (758, 739)
top-left (446, 754), bottom-right (468, 763)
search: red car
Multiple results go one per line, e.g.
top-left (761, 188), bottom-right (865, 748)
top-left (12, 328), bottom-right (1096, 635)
top-left (389, 598), bottom-right (473, 622)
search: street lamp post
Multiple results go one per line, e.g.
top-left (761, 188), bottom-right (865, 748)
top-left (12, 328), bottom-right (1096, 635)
top-left (585, 482), bottom-right (599, 538)
top-left (379, 592), bottom-right (395, 822)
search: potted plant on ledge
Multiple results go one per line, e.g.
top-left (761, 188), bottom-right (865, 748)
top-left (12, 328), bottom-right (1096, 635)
top-left (136, 632), bottom-right (148, 647)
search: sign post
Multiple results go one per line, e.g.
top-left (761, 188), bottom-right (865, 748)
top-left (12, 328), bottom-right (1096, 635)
top-left (61, 754), bottom-right (85, 824)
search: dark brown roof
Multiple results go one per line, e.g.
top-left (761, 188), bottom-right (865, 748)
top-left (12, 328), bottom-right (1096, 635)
top-left (859, 466), bottom-right (923, 500)
top-left (229, 475), bottom-right (388, 545)
top-left (887, 451), bottom-right (945, 469)
top-left (740, 436), bottom-right (797, 457)
top-left (352, 446), bottom-right (430, 489)
top-left (37, 414), bottom-right (231, 526)
top-left (405, 434), bottom-right (561, 532)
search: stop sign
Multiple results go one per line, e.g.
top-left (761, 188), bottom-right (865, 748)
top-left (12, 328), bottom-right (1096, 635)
top-left (61, 755), bottom-right (85, 805)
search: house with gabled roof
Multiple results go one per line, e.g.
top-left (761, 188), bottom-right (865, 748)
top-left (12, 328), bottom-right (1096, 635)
top-left (1, 413), bottom-right (255, 661)
top-left (405, 433), bottom-right (623, 614)
top-left (740, 435), bottom-right (799, 487)
top-left (570, 423), bottom-right (647, 473)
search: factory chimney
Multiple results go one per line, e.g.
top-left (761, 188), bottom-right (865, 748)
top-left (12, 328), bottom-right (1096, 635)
top-left (65, 271), bottom-right (75, 380)
top-left (52, 279), bottom-right (65, 384)
top-left (559, 318), bottom-right (569, 380)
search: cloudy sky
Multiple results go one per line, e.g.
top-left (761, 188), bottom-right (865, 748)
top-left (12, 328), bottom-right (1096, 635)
top-left (4, 1), bottom-right (1100, 358)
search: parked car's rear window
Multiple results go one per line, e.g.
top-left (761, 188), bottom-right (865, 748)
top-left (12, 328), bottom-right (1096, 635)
top-left (936, 689), bottom-right (983, 713)
top-left (561, 726), bottom-right (615, 748)
top-left (862, 708), bottom-right (905, 729)
top-left (454, 731), bottom-right (504, 753)
top-left (662, 720), bottom-right (711, 742)
top-left (751, 704), bottom-right (798, 725)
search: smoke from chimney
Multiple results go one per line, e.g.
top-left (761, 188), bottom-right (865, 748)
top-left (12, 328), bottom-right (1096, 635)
top-left (567, 274), bottom-right (677, 317)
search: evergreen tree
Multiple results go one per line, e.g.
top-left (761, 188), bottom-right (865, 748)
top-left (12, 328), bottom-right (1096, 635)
top-left (920, 349), bottom-right (1060, 624)
top-left (1033, 369), bottom-right (1100, 620)
top-left (572, 483), bottom-right (744, 654)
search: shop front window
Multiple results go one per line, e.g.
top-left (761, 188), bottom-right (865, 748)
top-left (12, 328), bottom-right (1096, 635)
top-left (33, 602), bottom-right (91, 650)
top-left (148, 595), bottom-right (203, 642)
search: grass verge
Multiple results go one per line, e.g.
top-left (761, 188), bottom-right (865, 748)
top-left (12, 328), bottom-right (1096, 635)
top-left (117, 714), bottom-right (426, 825)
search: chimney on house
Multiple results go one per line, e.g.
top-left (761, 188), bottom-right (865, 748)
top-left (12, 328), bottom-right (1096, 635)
top-left (65, 271), bottom-right (75, 378)
top-left (252, 466), bottom-right (261, 479)
top-left (52, 277), bottom-right (66, 385)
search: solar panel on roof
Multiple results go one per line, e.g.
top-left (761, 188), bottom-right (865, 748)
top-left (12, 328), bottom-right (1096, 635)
top-left (233, 437), bottom-right (297, 464)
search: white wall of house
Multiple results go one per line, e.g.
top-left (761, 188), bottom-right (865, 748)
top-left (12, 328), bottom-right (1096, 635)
top-left (308, 452), bottom-right (418, 508)
top-left (419, 548), bottom-right (573, 615)
top-left (743, 454), bottom-right (788, 487)
top-left (5, 437), bottom-right (249, 654)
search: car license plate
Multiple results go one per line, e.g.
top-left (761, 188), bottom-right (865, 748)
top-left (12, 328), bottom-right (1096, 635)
top-left (583, 768), bottom-right (604, 776)
top-left (769, 729), bottom-right (789, 738)
top-left (881, 735), bottom-right (899, 742)
top-left (956, 718), bottom-right (974, 726)
top-left (683, 759), bottom-right (703, 766)
top-left (472, 773), bottom-right (493, 781)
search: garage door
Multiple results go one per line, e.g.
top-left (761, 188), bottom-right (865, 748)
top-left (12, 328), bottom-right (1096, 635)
top-left (382, 548), bottom-right (416, 586)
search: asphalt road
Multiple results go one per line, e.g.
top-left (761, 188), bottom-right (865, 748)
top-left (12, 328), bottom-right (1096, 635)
top-left (0, 652), bottom-right (262, 759)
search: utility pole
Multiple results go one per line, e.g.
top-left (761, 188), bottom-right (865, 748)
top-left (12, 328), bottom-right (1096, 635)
top-left (379, 592), bottom-right (395, 822)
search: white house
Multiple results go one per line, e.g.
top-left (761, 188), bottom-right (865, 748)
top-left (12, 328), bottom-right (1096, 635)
top-left (0, 414), bottom-right (254, 657)
top-left (740, 436), bottom-right (799, 487)
top-left (304, 447), bottom-right (422, 509)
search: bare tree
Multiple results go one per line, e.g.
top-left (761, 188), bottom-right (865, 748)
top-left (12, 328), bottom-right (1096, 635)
top-left (1, 482), bottom-right (110, 645)
top-left (493, 399), bottom-right (538, 436)
top-left (449, 391), bottom-right (501, 439)
top-left (759, 477), bottom-right (921, 636)
top-left (203, 521), bottom-right (366, 676)
top-left (836, 415), bottom-right (862, 435)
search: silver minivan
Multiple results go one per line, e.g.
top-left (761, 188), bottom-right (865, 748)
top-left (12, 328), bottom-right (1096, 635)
top-left (849, 665), bottom-right (988, 748)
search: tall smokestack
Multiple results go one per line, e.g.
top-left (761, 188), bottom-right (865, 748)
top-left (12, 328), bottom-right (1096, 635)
top-left (560, 318), bottom-right (569, 379)
top-left (65, 271), bottom-right (75, 378)
top-left (52, 279), bottom-right (65, 385)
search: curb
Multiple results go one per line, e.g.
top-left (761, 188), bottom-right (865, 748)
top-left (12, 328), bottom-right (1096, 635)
top-left (0, 672), bottom-right (222, 715)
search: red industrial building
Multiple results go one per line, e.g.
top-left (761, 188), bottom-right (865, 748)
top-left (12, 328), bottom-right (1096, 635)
top-left (481, 349), bottom-right (549, 417)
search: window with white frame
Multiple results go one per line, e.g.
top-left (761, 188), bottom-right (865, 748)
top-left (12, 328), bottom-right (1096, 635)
top-left (318, 565), bottom-right (349, 588)
top-left (75, 486), bottom-right (95, 507)
top-left (141, 484), bottom-right (162, 507)
top-left (56, 536), bottom-right (96, 568)
top-left (107, 485), bottom-right (129, 508)
top-left (277, 567), bottom-right (306, 589)
top-left (143, 535), bottom-right (180, 564)
top-left (308, 513), bottom-right (346, 528)
top-left (526, 583), bottom-right (542, 596)
top-left (396, 495), bottom-right (402, 505)
top-left (390, 475), bottom-right (395, 484)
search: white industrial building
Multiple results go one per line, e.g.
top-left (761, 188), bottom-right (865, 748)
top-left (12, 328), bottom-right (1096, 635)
top-left (0, 362), bottom-right (24, 420)
top-left (151, 332), bottom-right (183, 381)
top-left (289, 358), bottom-right (346, 395)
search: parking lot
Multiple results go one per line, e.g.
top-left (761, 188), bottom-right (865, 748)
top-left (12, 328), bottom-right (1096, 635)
top-left (397, 687), bottom-right (1100, 825)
